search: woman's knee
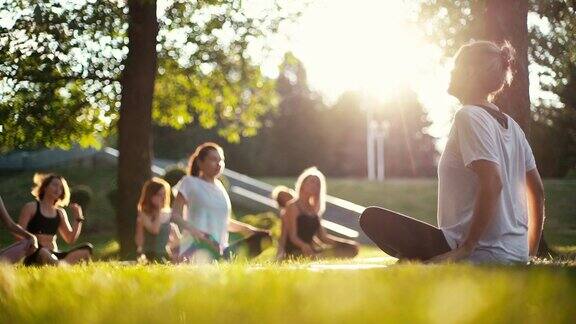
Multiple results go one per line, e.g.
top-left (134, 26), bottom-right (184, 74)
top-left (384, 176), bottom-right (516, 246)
top-left (359, 207), bottom-right (394, 236)
top-left (37, 249), bottom-right (58, 265)
top-left (81, 243), bottom-right (94, 253)
top-left (335, 242), bottom-right (359, 257)
top-left (79, 247), bottom-right (93, 260)
top-left (76, 243), bottom-right (94, 257)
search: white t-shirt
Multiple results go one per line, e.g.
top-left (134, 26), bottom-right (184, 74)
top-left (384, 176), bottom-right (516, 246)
top-left (176, 176), bottom-right (231, 252)
top-left (437, 105), bottom-right (537, 263)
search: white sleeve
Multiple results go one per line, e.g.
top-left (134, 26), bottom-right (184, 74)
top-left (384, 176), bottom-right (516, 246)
top-left (522, 134), bottom-right (537, 171)
top-left (455, 109), bottom-right (500, 168)
top-left (175, 176), bottom-right (193, 202)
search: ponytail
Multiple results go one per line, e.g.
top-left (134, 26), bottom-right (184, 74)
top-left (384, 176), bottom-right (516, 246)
top-left (187, 142), bottom-right (224, 177)
top-left (190, 157), bottom-right (201, 177)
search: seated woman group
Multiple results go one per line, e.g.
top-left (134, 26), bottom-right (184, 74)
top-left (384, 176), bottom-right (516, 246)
top-left (1, 143), bottom-right (358, 265)
top-left (4, 41), bottom-right (545, 266)
top-left (137, 142), bottom-right (274, 263)
top-left (135, 144), bottom-right (358, 263)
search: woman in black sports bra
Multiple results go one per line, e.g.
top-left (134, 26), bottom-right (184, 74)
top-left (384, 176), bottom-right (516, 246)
top-left (18, 174), bottom-right (92, 265)
top-left (281, 167), bottom-right (358, 259)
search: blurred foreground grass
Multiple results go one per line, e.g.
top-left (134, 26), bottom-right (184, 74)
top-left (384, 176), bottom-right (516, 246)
top-left (1, 256), bottom-right (575, 324)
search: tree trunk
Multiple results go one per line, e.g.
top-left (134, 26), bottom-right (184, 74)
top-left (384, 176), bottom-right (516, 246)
top-left (117, 0), bottom-right (158, 259)
top-left (484, 1), bottom-right (557, 258)
top-left (483, 0), bottom-right (531, 133)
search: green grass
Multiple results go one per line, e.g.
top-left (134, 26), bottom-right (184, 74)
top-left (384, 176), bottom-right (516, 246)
top-left (1, 259), bottom-right (575, 324)
top-left (262, 178), bottom-right (576, 249)
top-left (1, 168), bottom-right (576, 323)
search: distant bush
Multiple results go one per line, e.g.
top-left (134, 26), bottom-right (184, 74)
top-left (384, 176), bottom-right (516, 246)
top-left (239, 212), bottom-right (281, 238)
top-left (107, 188), bottom-right (118, 210)
top-left (163, 166), bottom-right (186, 188)
top-left (566, 168), bottom-right (576, 179)
top-left (70, 185), bottom-right (93, 210)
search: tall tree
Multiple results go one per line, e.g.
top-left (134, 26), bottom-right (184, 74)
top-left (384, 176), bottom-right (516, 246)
top-left (116, 0), bottom-right (158, 258)
top-left (483, 1), bottom-right (531, 131)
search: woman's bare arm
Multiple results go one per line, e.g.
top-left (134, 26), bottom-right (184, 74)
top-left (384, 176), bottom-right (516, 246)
top-left (2, 198), bottom-right (34, 241)
top-left (316, 224), bottom-right (337, 245)
top-left (135, 215), bottom-right (145, 253)
top-left (228, 218), bottom-right (260, 234)
top-left (16, 202), bottom-right (37, 240)
top-left (58, 205), bottom-right (83, 244)
top-left (139, 211), bottom-right (162, 235)
top-left (285, 204), bottom-right (314, 255)
top-left (430, 160), bottom-right (502, 262)
top-left (526, 168), bottom-right (545, 256)
top-left (276, 209), bottom-right (288, 257)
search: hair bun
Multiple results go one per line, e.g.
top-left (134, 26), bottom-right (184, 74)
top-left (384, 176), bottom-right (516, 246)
top-left (500, 41), bottom-right (515, 68)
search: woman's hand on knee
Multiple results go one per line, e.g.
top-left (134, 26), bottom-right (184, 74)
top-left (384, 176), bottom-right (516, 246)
top-left (24, 235), bottom-right (38, 254)
top-left (426, 245), bottom-right (472, 263)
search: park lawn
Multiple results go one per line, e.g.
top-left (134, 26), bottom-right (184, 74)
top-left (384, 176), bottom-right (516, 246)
top-left (262, 178), bottom-right (576, 251)
top-left (1, 167), bottom-right (574, 254)
top-left (1, 259), bottom-right (576, 324)
top-left (1, 168), bottom-right (575, 323)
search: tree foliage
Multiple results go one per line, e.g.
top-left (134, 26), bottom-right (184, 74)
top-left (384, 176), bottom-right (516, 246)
top-left (0, 0), bottom-right (298, 151)
top-left (155, 53), bottom-right (438, 177)
top-left (529, 1), bottom-right (576, 176)
top-left (0, 0), bottom-right (124, 151)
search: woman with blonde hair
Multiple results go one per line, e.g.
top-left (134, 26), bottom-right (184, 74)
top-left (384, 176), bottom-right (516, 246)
top-left (135, 177), bottom-right (181, 263)
top-left (282, 167), bottom-right (358, 259)
top-left (19, 174), bottom-right (92, 265)
top-left (361, 40), bottom-right (545, 264)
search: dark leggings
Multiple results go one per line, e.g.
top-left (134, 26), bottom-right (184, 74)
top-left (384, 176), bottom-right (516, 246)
top-left (359, 207), bottom-right (451, 261)
top-left (23, 243), bottom-right (93, 266)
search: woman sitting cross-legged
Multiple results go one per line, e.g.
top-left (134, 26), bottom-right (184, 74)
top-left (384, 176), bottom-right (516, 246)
top-left (360, 40), bottom-right (545, 264)
top-left (18, 174), bottom-right (92, 265)
top-left (281, 167), bottom-right (358, 260)
top-left (171, 142), bottom-right (271, 262)
top-left (135, 177), bottom-right (181, 263)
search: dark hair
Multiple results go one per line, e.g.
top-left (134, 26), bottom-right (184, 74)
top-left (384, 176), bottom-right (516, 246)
top-left (31, 173), bottom-right (70, 207)
top-left (138, 177), bottom-right (171, 218)
top-left (271, 186), bottom-right (294, 208)
top-left (188, 142), bottom-right (224, 177)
